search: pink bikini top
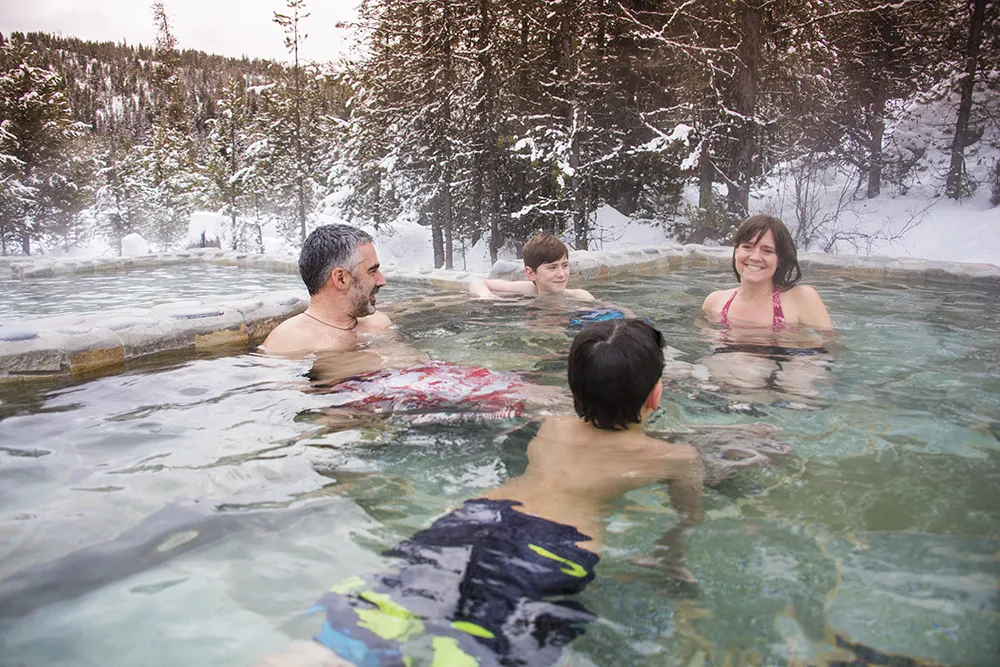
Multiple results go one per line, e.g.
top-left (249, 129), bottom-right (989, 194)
top-left (719, 287), bottom-right (787, 330)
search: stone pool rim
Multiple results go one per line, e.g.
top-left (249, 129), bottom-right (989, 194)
top-left (1, 244), bottom-right (997, 382)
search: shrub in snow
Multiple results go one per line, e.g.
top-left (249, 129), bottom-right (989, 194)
top-left (677, 196), bottom-right (740, 244)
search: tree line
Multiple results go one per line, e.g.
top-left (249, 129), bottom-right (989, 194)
top-left (1, 0), bottom-right (997, 261)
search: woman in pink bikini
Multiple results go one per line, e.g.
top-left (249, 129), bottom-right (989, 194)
top-left (699, 215), bottom-right (834, 399)
top-left (702, 215), bottom-right (832, 331)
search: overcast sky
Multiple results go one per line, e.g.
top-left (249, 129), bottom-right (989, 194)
top-left (0, 0), bottom-right (360, 63)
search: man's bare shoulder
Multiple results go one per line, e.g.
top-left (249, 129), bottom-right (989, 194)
top-left (260, 315), bottom-right (312, 357)
top-left (360, 310), bottom-right (392, 329)
top-left (261, 314), bottom-right (350, 357)
top-left (639, 432), bottom-right (698, 458)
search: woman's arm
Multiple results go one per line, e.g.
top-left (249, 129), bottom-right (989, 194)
top-left (792, 285), bottom-right (833, 330)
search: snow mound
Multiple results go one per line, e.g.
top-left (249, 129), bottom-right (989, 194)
top-left (588, 205), bottom-right (672, 250)
top-left (122, 233), bottom-right (151, 256)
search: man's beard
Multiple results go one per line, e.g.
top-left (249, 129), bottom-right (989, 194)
top-left (348, 277), bottom-right (377, 318)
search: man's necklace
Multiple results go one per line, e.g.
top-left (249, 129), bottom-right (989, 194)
top-left (303, 311), bottom-right (359, 331)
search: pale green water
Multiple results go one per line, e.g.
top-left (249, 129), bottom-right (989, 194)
top-left (0, 271), bottom-right (997, 666)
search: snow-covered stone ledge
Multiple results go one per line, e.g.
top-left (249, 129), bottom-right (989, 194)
top-left (487, 243), bottom-right (1000, 287)
top-left (0, 290), bottom-right (307, 383)
top-left (6, 243), bottom-right (998, 286)
top-left (6, 248), bottom-right (299, 278)
top-left (4, 248), bottom-right (481, 289)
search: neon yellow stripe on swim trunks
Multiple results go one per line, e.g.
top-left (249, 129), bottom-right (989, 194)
top-left (527, 544), bottom-right (588, 578)
top-left (451, 621), bottom-right (495, 639)
top-left (431, 636), bottom-right (479, 667)
top-left (356, 591), bottom-right (425, 642)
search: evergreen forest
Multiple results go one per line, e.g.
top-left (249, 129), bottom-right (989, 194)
top-left (0, 0), bottom-right (997, 266)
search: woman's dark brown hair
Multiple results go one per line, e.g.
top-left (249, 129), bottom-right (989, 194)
top-left (731, 215), bottom-right (802, 291)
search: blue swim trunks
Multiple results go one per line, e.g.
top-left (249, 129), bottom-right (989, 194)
top-left (567, 308), bottom-right (653, 332)
top-left (312, 499), bottom-right (599, 666)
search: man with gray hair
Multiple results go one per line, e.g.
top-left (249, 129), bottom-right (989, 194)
top-left (262, 224), bottom-right (390, 356)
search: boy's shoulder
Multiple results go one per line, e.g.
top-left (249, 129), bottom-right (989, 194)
top-left (565, 288), bottom-right (596, 301)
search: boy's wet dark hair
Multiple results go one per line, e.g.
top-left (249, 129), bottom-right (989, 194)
top-left (523, 234), bottom-right (569, 272)
top-left (299, 224), bottom-right (374, 295)
top-left (731, 215), bottom-right (802, 290)
top-left (568, 319), bottom-right (665, 431)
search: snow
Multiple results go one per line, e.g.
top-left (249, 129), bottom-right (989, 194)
top-left (10, 82), bottom-right (998, 270)
top-left (750, 78), bottom-right (1000, 266)
top-left (121, 232), bottom-right (151, 256)
top-left (185, 212), bottom-right (225, 248)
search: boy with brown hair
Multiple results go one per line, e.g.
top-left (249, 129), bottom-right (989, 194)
top-left (469, 233), bottom-right (596, 301)
top-left (256, 319), bottom-right (703, 667)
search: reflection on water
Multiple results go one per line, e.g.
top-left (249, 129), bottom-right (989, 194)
top-left (0, 272), bottom-right (999, 666)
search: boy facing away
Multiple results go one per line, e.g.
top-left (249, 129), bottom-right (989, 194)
top-left (468, 233), bottom-right (596, 301)
top-left (257, 319), bottom-right (704, 667)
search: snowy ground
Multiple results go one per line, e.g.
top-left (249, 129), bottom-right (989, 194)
top-left (41, 186), bottom-right (1000, 273)
top-left (29, 81), bottom-right (1000, 270)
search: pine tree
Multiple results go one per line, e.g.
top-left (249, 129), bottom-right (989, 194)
top-left (273, 0), bottom-right (314, 243)
top-left (138, 2), bottom-right (207, 250)
top-left (206, 77), bottom-right (274, 250)
top-left (0, 36), bottom-right (86, 254)
top-left (40, 136), bottom-right (99, 250)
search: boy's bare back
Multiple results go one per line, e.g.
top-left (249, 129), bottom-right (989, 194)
top-left (481, 415), bottom-right (703, 551)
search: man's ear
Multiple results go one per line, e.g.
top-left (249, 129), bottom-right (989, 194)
top-left (524, 266), bottom-right (537, 283)
top-left (328, 266), bottom-right (352, 292)
top-left (644, 380), bottom-right (663, 412)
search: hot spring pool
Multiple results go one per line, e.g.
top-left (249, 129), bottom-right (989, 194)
top-left (0, 270), bottom-right (997, 666)
top-left (0, 264), bottom-right (313, 320)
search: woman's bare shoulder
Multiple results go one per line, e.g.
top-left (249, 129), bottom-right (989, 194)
top-left (784, 284), bottom-right (826, 307)
top-left (702, 288), bottom-right (734, 312)
top-left (786, 283), bottom-right (821, 297)
top-left (785, 284), bottom-right (833, 328)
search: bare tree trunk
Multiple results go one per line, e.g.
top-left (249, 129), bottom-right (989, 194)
top-left (442, 0), bottom-right (454, 269)
top-left (479, 0), bottom-right (500, 264)
top-left (698, 141), bottom-right (714, 209)
top-left (867, 82), bottom-right (886, 199)
top-left (431, 206), bottom-right (445, 268)
top-left (443, 168), bottom-right (454, 269)
top-left (946, 0), bottom-right (989, 199)
top-left (293, 9), bottom-right (307, 241)
top-left (559, 0), bottom-right (588, 250)
top-left (727, 0), bottom-right (762, 218)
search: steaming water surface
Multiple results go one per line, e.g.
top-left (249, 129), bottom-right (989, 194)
top-left (0, 269), bottom-right (997, 666)
top-left (0, 264), bottom-right (306, 320)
